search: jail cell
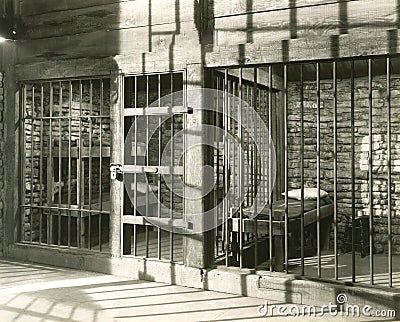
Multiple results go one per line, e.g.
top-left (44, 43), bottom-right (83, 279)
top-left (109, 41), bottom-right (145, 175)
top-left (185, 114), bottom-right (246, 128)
top-left (211, 69), bottom-right (283, 264)
top-left (122, 72), bottom-right (185, 262)
top-left (210, 56), bottom-right (400, 288)
top-left (20, 78), bottom-right (111, 251)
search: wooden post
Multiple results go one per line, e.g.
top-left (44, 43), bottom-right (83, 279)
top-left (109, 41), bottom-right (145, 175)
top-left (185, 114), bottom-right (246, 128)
top-left (3, 42), bottom-right (18, 255)
top-left (110, 70), bottom-right (123, 257)
top-left (184, 63), bottom-right (214, 268)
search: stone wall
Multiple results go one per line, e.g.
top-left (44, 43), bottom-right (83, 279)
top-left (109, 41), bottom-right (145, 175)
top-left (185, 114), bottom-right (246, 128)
top-left (23, 79), bottom-right (111, 244)
top-left (287, 74), bottom-right (400, 254)
top-left (0, 72), bottom-right (4, 256)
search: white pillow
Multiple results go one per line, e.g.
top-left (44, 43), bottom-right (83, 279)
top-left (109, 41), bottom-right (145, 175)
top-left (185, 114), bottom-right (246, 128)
top-left (282, 188), bottom-right (328, 200)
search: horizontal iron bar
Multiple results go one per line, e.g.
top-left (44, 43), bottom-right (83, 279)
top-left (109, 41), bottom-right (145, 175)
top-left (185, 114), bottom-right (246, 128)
top-left (20, 205), bottom-right (109, 214)
top-left (43, 147), bottom-right (110, 158)
top-left (24, 115), bottom-right (109, 120)
top-left (124, 106), bottom-right (193, 116)
top-left (122, 165), bottom-right (184, 175)
top-left (122, 215), bottom-right (186, 228)
top-left (21, 76), bottom-right (110, 83)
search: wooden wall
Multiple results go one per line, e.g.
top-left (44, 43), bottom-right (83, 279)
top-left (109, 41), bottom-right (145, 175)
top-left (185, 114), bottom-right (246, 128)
top-left (16, 0), bottom-right (400, 77)
top-left (206, 0), bottom-right (400, 67)
top-left (16, 0), bottom-right (204, 80)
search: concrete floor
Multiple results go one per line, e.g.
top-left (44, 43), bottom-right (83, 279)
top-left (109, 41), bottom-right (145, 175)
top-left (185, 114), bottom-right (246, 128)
top-left (0, 259), bottom-right (397, 322)
top-left (288, 252), bottom-right (400, 288)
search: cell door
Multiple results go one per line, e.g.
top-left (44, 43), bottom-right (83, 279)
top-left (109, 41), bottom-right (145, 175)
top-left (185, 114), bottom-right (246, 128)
top-left (120, 72), bottom-right (189, 262)
top-left (20, 78), bottom-right (111, 252)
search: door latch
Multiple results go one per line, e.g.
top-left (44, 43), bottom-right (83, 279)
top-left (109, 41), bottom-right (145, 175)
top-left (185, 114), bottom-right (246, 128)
top-left (110, 163), bottom-right (123, 181)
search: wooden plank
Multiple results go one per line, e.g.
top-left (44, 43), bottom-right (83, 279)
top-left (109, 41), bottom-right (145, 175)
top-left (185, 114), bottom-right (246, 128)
top-left (15, 51), bottom-right (200, 81)
top-left (109, 70), bottom-right (123, 257)
top-left (2, 42), bottom-right (19, 249)
top-left (15, 58), bottom-right (117, 81)
top-left (22, 0), bottom-right (194, 40)
top-left (20, 0), bottom-right (120, 16)
top-left (215, 0), bottom-right (322, 17)
top-left (115, 52), bottom-right (201, 74)
top-left (183, 63), bottom-right (215, 268)
top-left (213, 0), bottom-right (394, 17)
top-left (214, 0), bottom-right (396, 46)
top-left (17, 22), bottom-right (200, 64)
top-left (205, 30), bottom-right (400, 67)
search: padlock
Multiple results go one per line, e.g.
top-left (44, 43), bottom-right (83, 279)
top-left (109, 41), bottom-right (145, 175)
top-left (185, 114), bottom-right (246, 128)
top-left (110, 163), bottom-right (123, 181)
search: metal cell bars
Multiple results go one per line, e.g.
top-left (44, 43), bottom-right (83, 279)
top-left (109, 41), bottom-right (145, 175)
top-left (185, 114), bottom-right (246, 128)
top-left (122, 72), bottom-right (184, 263)
top-left (19, 78), bottom-right (111, 252)
top-left (211, 68), bottom-right (271, 268)
top-left (209, 56), bottom-right (398, 288)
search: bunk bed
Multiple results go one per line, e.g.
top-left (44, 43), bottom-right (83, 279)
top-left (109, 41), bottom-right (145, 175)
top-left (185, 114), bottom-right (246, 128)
top-left (229, 191), bottom-right (334, 271)
top-left (43, 143), bottom-right (111, 247)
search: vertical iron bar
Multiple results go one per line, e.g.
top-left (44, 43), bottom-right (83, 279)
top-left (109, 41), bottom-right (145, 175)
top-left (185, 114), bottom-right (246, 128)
top-left (300, 64), bottom-right (305, 276)
top-left (268, 66), bottom-right (273, 272)
top-left (224, 69), bottom-right (229, 266)
top-left (351, 60), bottom-right (356, 283)
top-left (145, 75), bottom-right (150, 258)
top-left (77, 81), bottom-right (83, 248)
top-left (61, 82), bottom-right (66, 247)
top-left (284, 64), bottom-right (289, 273)
top-left (133, 76), bottom-right (138, 257)
top-left (39, 84), bottom-right (44, 244)
top-left (239, 68), bottom-right (243, 269)
top-left (244, 86), bottom-right (251, 207)
top-left (228, 78), bottom-right (234, 263)
top-left (20, 85), bottom-right (26, 242)
top-left (248, 83), bottom-right (252, 198)
top-left (232, 80), bottom-right (236, 213)
top-left (170, 73), bottom-right (174, 261)
top-left (48, 83), bottom-right (53, 245)
top-left (250, 85), bottom-right (254, 204)
top-left (158, 74), bottom-right (162, 260)
top-left (263, 92), bottom-right (267, 203)
top-left (218, 74), bottom-right (223, 256)
top-left (214, 73), bottom-right (219, 257)
top-left (252, 68), bottom-right (258, 270)
top-left (219, 75), bottom-right (225, 255)
top-left (183, 71), bottom-right (187, 264)
top-left (317, 63), bottom-right (321, 278)
top-left (30, 86), bottom-right (34, 243)
top-left (68, 82), bottom-right (72, 247)
top-left (333, 61), bottom-right (339, 280)
top-left (368, 58), bottom-right (374, 285)
top-left (99, 79), bottom-right (104, 252)
top-left (387, 57), bottom-right (392, 288)
top-left (89, 81), bottom-right (93, 250)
